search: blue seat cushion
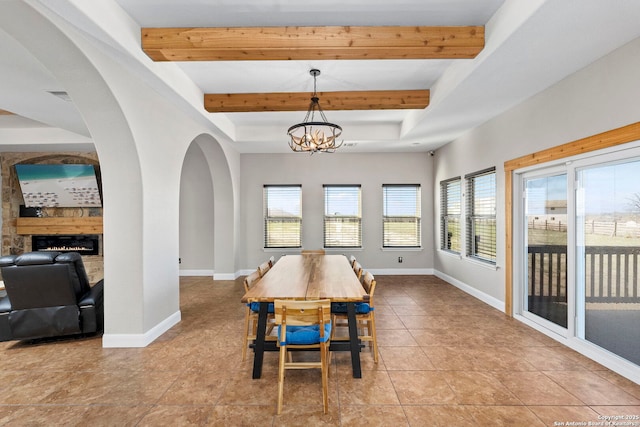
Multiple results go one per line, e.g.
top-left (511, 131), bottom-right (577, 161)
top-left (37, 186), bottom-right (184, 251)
top-left (278, 323), bottom-right (332, 345)
top-left (330, 302), bottom-right (372, 314)
top-left (249, 302), bottom-right (274, 313)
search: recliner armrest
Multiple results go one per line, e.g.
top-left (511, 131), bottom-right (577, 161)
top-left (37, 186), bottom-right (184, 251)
top-left (0, 254), bottom-right (18, 268)
top-left (79, 279), bottom-right (104, 307)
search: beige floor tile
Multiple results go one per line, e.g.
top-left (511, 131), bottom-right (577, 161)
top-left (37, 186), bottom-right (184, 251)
top-left (388, 371), bottom-right (457, 404)
top-left (528, 405), bottom-right (601, 427)
top-left (391, 305), bottom-right (429, 315)
top-left (2, 275), bottom-right (639, 424)
top-left (495, 371), bottom-right (583, 405)
top-left (208, 405), bottom-right (276, 427)
top-left (507, 345), bottom-right (590, 372)
top-left (376, 329), bottom-right (419, 346)
top-left (403, 405), bottom-right (476, 427)
top-left (337, 370), bottom-right (400, 405)
top-left (464, 346), bottom-right (538, 371)
top-left (442, 371), bottom-right (522, 405)
top-left (594, 370), bottom-right (640, 400)
top-left (137, 405), bottom-right (214, 426)
top-left (543, 370), bottom-right (640, 405)
top-left (340, 405), bottom-right (409, 427)
top-left (374, 313), bottom-right (407, 330)
top-left (378, 346), bottom-right (435, 370)
top-left (421, 345), bottom-right (473, 370)
top-left (466, 405), bottom-right (546, 426)
top-left (158, 370), bottom-right (232, 405)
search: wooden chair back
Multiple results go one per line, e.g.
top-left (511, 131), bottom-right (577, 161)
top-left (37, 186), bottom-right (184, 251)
top-left (274, 299), bottom-right (331, 328)
top-left (362, 271), bottom-right (376, 302)
top-left (301, 249), bottom-right (325, 255)
top-left (257, 260), bottom-right (271, 277)
top-left (243, 270), bottom-right (261, 292)
top-left (352, 261), bottom-right (363, 280)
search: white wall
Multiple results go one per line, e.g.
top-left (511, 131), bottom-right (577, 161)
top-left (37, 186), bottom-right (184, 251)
top-left (179, 143), bottom-right (215, 273)
top-left (240, 153), bottom-right (434, 273)
top-left (433, 35), bottom-right (640, 304)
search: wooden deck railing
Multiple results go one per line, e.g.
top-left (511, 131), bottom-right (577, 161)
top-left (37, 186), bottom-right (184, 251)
top-left (528, 245), bottom-right (640, 303)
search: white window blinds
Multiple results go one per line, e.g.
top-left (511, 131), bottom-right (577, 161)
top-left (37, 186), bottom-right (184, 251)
top-left (263, 185), bottom-right (302, 248)
top-left (440, 178), bottom-right (461, 253)
top-left (324, 185), bottom-right (361, 248)
top-left (383, 184), bottom-right (421, 247)
top-left (466, 168), bottom-right (496, 263)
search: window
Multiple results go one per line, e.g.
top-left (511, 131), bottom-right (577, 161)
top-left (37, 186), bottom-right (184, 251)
top-left (382, 184), bottom-right (421, 247)
top-left (440, 178), bottom-right (461, 253)
top-left (324, 185), bottom-right (361, 248)
top-left (465, 167), bottom-right (496, 263)
top-left (263, 185), bottom-right (302, 248)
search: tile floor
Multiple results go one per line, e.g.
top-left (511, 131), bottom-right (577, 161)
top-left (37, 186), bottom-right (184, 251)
top-left (1, 274), bottom-right (639, 426)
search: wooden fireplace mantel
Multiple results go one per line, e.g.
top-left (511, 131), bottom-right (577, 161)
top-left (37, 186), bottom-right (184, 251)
top-left (16, 217), bottom-right (103, 235)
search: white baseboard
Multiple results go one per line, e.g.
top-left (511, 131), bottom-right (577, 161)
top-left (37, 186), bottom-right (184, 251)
top-left (369, 268), bottom-right (434, 275)
top-left (213, 272), bottom-right (238, 280)
top-left (179, 269), bottom-right (241, 280)
top-left (434, 269), bottom-right (505, 312)
top-left (102, 310), bottom-right (181, 348)
top-left (179, 269), bottom-right (214, 277)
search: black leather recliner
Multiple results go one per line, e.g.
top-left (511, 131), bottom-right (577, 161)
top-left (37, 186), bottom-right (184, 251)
top-left (0, 251), bottom-right (103, 342)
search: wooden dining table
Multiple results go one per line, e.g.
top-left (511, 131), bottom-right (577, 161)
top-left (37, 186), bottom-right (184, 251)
top-left (241, 254), bottom-right (368, 379)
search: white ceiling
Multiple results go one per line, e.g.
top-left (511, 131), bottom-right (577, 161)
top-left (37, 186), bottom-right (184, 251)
top-left (1, 0), bottom-right (640, 153)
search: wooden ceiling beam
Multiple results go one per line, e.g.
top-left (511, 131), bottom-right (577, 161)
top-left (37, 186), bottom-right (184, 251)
top-left (204, 90), bottom-right (429, 113)
top-left (142, 26), bottom-right (484, 61)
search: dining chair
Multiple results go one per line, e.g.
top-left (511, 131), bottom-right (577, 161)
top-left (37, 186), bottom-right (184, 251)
top-left (257, 260), bottom-right (271, 278)
top-left (348, 255), bottom-right (357, 268)
top-left (268, 255), bottom-right (275, 267)
top-left (242, 270), bottom-right (275, 361)
top-left (301, 249), bottom-right (325, 255)
top-left (274, 299), bottom-right (332, 415)
top-left (352, 261), bottom-right (363, 280)
top-left (331, 271), bottom-right (378, 363)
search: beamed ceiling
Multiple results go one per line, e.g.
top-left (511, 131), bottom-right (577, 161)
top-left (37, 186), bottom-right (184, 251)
top-left (141, 25), bottom-right (484, 113)
top-left (2, 1), bottom-right (640, 153)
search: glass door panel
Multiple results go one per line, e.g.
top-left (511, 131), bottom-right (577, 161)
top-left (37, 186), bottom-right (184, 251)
top-left (524, 173), bottom-right (568, 328)
top-left (576, 159), bottom-right (640, 365)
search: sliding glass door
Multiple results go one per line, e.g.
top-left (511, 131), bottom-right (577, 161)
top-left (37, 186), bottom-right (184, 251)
top-left (516, 146), bottom-right (640, 371)
top-left (576, 158), bottom-right (640, 365)
top-left (522, 170), bottom-right (568, 330)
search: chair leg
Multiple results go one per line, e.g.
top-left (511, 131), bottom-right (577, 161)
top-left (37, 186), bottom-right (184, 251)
top-left (330, 315), bottom-right (336, 340)
top-left (242, 307), bottom-right (251, 361)
top-left (370, 314), bottom-right (379, 364)
top-left (277, 345), bottom-right (287, 415)
top-left (320, 342), bottom-right (329, 414)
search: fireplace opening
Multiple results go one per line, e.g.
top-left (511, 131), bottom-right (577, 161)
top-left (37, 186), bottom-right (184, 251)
top-left (32, 235), bottom-right (99, 256)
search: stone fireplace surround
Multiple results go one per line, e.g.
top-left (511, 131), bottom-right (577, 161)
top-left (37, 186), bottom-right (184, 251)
top-left (1, 152), bottom-right (103, 284)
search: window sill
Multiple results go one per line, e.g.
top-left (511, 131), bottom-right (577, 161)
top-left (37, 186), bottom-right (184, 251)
top-left (466, 256), bottom-right (499, 271)
top-left (439, 249), bottom-right (462, 260)
top-left (380, 247), bottom-right (423, 252)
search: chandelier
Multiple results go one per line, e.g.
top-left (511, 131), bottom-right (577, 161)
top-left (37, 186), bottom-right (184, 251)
top-left (287, 69), bottom-right (343, 153)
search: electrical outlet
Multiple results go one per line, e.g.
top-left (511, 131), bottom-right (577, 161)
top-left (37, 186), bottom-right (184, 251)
top-left (398, 256), bottom-right (403, 263)
top-left (178, 258), bottom-right (182, 264)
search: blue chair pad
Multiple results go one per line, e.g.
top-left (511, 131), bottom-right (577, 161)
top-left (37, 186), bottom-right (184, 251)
top-left (249, 302), bottom-right (274, 313)
top-left (331, 302), bottom-right (372, 314)
top-left (278, 323), bottom-right (332, 345)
